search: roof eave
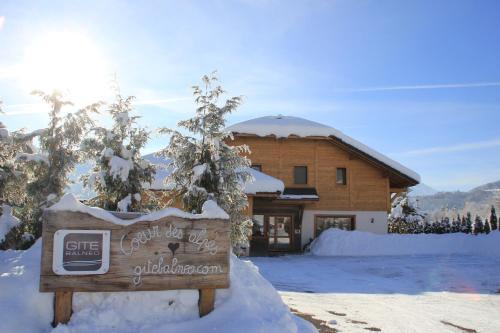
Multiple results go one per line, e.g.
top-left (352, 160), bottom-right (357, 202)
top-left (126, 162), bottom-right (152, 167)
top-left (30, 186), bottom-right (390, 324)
top-left (230, 132), bottom-right (420, 187)
top-left (326, 135), bottom-right (420, 187)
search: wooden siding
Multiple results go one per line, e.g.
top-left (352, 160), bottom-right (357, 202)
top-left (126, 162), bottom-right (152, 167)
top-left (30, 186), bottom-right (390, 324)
top-left (231, 136), bottom-right (392, 211)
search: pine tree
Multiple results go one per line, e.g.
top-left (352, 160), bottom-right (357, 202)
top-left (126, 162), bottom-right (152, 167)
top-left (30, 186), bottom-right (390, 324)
top-left (490, 206), bottom-right (498, 231)
top-left (443, 217), bottom-right (451, 233)
top-left (473, 215), bottom-right (484, 235)
top-left (460, 215), bottom-right (467, 233)
top-left (465, 212), bottom-right (472, 234)
top-left (0, 123), bottom-right (31, 208)
top-left (20, 91), bottom-right (100, 240)
top-left (484, 218), bottom-right (491, 234)
top-left (388, 194), bottom-right (425, 234)
top-left (158, 72), bottom-right (252, 247)
top-left (82, 93), bottom-right (155, 212)
top-left (0, 103), bottom-right (47, 249)
top-left (424, 220), bottom-right (431, 233)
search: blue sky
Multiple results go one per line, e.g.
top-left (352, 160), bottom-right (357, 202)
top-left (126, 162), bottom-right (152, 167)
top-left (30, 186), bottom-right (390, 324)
top-left (1, 0), bottom-right (500, 191)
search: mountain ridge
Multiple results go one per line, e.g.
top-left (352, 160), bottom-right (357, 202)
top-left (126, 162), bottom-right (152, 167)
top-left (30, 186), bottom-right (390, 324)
top-left (411, 180), bottom-right (500, 219)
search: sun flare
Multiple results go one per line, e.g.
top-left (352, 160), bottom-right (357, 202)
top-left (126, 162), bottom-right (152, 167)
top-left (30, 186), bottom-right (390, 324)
top-left (20, 31), bottom-right (111, 104)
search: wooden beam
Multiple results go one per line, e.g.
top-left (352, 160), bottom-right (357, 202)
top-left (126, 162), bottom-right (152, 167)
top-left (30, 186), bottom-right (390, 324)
top-left (53, 291), bottom-right (73, 327)
top-left (252, 192), bottom-right (280, 198)
top-left (390, 187), bottom-right (407, 194)
top-left (273, 199), bottom-right (319, 204)
top-left (198, 288), bottom-right (215, 317)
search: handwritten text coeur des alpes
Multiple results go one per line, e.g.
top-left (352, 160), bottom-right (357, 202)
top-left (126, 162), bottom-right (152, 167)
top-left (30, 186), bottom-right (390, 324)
top-left (119, 224), bottom-right (223, 286)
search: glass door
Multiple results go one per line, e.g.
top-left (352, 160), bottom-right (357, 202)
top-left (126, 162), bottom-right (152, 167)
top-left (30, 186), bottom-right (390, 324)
top-left (268, 215), bottom-right (292, 251)
top-left (250, 214), bottom-right (267, 256)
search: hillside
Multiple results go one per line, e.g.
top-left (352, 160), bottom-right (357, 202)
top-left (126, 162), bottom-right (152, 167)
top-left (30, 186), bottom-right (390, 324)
top-left (412, 180), bottom-right (500, 219)
top-left (408, 183), bottom-right (438, 196)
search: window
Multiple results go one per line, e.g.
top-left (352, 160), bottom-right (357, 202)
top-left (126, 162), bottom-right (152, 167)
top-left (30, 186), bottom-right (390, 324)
top-left (315, 215), bottom-right (355, 237)
top-left (336, 167), bottom-right (347, 185)
top-left (251, 215), bottom-right (265, 237)
top-left (251, 164), bottom-right (262, 172)
top-left (294, 166), bottom-right (307, 184)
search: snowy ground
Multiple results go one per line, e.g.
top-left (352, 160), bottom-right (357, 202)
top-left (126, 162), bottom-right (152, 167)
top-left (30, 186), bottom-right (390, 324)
top-left (251, 254), bottom-right (500, 333)
top-left (0, 241), bottom-right (315, 333)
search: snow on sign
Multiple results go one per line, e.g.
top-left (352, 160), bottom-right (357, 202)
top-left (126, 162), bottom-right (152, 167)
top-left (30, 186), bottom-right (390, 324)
top-left (39, 198), bottom-right (230, 325)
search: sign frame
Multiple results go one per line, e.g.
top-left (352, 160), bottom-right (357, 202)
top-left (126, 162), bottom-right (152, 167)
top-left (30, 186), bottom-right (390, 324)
top-left (52, 229), bottom-right (111, 275)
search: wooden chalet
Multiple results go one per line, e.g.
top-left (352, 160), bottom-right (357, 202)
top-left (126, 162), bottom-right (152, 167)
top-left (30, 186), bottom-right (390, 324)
top-left (226, 115), bottom-right (420, 255)
top-left (147, 115), bottom-right (419, 256)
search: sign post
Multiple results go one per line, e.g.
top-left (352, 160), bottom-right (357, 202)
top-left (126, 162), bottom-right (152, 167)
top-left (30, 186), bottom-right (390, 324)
top-left (40, 209), bottom-right (230, 326)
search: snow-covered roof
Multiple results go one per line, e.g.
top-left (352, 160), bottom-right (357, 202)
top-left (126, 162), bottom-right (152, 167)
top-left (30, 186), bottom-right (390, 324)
top-left (226, 115), bottom-right (420, 183)
top-left (244, 167), bottom-right (284, 194)
top-left (279, 194), bottom-right (319, 200)
top-left (143, 154), bottom-right (284, 194)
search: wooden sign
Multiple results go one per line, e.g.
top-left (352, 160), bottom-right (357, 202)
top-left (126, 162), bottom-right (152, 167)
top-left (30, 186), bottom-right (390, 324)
top-left (40, 209), bottom-right (230, 325)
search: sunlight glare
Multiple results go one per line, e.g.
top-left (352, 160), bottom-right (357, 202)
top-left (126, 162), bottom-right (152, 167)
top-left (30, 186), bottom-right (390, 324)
top-left (20, 31), bottom-right (111, 104)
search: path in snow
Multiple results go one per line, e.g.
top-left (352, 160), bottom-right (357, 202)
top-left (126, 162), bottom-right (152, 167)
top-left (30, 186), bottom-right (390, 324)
top-left (251, 254), bottom-right (500, 333)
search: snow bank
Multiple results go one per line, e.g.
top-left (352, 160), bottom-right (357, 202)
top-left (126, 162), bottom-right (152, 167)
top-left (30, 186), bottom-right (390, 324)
top-left (49, 193), bottom-right (229, 224)
top-left (226, 115), bottom-right (420, 182)
top-left (0, 241), bottom-right (53, 333)
top-left (0, 241), bottom-right (315, 333)
top-left (310, 229), bottom-right (500, 257)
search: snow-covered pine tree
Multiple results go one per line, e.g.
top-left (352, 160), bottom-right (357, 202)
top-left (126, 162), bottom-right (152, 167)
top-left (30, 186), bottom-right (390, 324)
top-left (484, 218), bottom-right (490, 234)
top-left (442, 217), bottom-right (451, 234)
top-left (490, 206), bottom-right (498, 231)
top-left (423, 220), bottom-right (431, 233)
top-left (454, 213), bottom-right (461, 233)
top-left (81, 93), bottom-right (156, 212)
top-left (388, 193), bottom-right (424, 234)
top-left (19, 91), bottom-right (101, 240)
top-left (0, 117), bottom-right (30, 208)
top-left (158, 72), bottom-right (252, 248)
top-left (0, 104), bottom-right (49, 249)
top-left (466, 212), bottom-right (473, 234)
top-left (473, 215), bottom-right (484, 235)
top-left (1, 105), bottom-right (25, 248)
top-left (460, 215), bottom-right (467, 233)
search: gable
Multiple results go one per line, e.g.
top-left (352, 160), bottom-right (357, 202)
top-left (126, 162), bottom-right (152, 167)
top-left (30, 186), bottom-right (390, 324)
top-left (226, 115), bottom-right (420, 186)
top-left (229, 135), bottom-right (417, 189)
top-left (230, 136), bottom-right (393, 211)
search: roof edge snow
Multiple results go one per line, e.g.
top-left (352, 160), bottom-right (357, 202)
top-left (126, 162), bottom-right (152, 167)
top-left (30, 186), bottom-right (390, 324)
top-left (226, 116), bottom-right (420, 184)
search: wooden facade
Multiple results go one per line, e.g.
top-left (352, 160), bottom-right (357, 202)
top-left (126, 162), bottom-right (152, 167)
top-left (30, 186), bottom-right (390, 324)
top-left (228, 134), bottom-right (418, 255)
top-left (231, 136), bottom-right (407, 212)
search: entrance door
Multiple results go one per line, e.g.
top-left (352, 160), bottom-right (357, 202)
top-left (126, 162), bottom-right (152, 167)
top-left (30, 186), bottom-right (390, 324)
top-left (268, 215), bottom-right (293, 251)
top-left (250, 214), bottom-right (268, 256)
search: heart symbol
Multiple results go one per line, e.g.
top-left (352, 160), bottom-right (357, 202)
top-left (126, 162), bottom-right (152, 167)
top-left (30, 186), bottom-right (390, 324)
top-left (168, 242), bottom-right (180, 256)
